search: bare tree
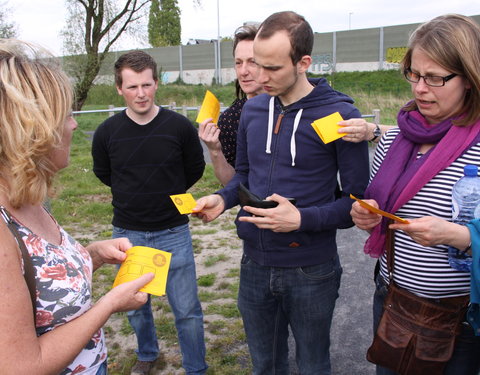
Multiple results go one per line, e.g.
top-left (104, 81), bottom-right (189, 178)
top-left (62, 0), bottom-right (150, 110)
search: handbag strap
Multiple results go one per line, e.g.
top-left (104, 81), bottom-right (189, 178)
top-left (0, 206), bottom-right (37, 325)
top-left (385, 219), bottom-right (395, 283)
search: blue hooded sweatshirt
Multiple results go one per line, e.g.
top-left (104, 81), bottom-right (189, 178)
top-left (217, 78), bottom-right (370, 267)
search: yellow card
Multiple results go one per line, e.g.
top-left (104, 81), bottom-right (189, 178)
top-left (170, 193), bottom-right (197, 214)
top-left (195, 90), bottom-right (220, 124)
top-left (311, 112), bottom-right (345, 144)
top-left (350, 194), bottom-right (409, 224)
top-left (113, 246), bottom-right (172, 296)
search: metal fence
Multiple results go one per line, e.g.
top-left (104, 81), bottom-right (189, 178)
top-left (73, 106), bottom-right (381, 125)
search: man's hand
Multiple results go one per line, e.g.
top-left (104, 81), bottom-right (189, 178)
top-left (198, 118), bottom-right (221, 151)
top-left (238, 194), bottom-right (300, 232)
top-left (192, 194), bottom-right (225, 223)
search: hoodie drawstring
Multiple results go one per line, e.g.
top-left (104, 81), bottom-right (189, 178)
top-left (290, 109), bottom-right (303, 167)
top-left (266, 96), bottom-right (275, 154)
top-left (265, 96), bottom-right (303, 167)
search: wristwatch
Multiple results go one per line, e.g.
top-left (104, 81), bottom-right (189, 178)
top-left (370, 124), bottom-right (381, 142)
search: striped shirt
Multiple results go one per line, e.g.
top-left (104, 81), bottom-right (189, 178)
top-left (373, 127), bottom-right (480, 298)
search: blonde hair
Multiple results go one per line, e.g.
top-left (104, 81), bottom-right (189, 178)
top-left (401, 14), bottom-right (480, 126)
top-left (0, 40), bottom-right (73, 207)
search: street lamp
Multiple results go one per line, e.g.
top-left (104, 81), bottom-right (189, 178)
top-left (216, 0), bottom-right (222, 84)
top-left (349, 12), bottom-right (353, 30)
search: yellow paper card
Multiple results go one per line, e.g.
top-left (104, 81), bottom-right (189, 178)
top-left (311, 112), bottom-right (345, 144)
top-left (195, 90), bottom-right (220, 124)
top-left (350, 194), bottom-right (409, 224)
top-left (170, 193), bottom-right (197, 214)
top-left (113, 246), bottom-right (172, 296)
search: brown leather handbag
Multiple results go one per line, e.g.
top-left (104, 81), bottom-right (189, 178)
top-left (366, 225), bottom-right (469, 375)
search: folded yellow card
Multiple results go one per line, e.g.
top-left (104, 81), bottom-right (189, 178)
top-left (170, 193), bottom-right (197, 214)
top-left (350, 194), bottom-right (409, 224)
top-left (195, 90), bottom-right (220, 124)
top-left (113, 246), bottom-right (172, 296)
top-left (311, 112), bottom-right (345, 144)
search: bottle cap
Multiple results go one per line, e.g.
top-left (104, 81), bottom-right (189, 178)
top-left (464, 164), bottom-right (478, 177)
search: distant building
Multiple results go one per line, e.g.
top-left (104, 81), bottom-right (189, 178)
top-left (186, 38), bottom-right (216, 45)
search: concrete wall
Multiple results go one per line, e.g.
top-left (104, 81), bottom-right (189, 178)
top-left (89, 14), bottom-right (480, 85)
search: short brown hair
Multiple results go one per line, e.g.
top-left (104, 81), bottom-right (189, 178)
top-left (257, 11), bottom-right (313, 64)
top-left (233, 24), bottom-right (258, 56)
top-left (233, 24), bottom-right (258, 99)
top-left (114, 50), bottom-right (158, 87)
top-left (401, 14), bottom-right (480, 126)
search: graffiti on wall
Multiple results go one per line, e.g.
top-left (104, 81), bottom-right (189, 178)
top-left (161, 72), bottom-right (170, 84)
top-left (386, 47), bottom-right (407, 64)
top-left (310, 54), bottom-right (333, 73)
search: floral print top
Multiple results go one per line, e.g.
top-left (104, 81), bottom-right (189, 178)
top-left (13, 215), bottom-right (107, 375)
top-left (218, 97), bottom-right (247, 167)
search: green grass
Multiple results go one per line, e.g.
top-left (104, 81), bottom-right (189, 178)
top-left (315, 69), bottom-right (410, 97)
top-left (198, 273), bottom-right (217, 287)
top-left (192, 228), bottom-right (218, 236)
top-left (204, 253), bottom-right (229, 267)
top-left (80, 70), bottom-right (410, 129)
top-left (204, 302), bottom-right (241, 319)
top-left (225, 268), bottom-right (240, 278)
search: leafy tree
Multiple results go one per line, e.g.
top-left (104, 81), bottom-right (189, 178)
top-left (148, 0), bottom-right (162, 45)
top-left (0, 1), bottom-right (17, 38)
top-left (61, 0), bottom-right (150, 110)
top-left (148, 0), bottom-right (181, 47)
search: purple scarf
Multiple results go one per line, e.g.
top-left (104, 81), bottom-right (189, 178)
top-left (364, 107), bottom-right (480, 258)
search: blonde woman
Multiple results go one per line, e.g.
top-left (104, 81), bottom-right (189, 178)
top-left (0, 40), bottom-right (153, 374)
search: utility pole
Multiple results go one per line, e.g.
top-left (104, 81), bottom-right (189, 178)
top-left (216, 0), bottom-right (222, 84)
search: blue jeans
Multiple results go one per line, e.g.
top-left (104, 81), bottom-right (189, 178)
top-left (113, 224), bottom-right (207, 375)
top-left (373, 275), bottom-right (480, 375)
top-left (95, 360), bottom-right (107, 375)
top-left (237, 253), bottom-right (342, 375)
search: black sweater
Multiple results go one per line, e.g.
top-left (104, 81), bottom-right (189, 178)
top-left (92, 108), bottom-right (205, 231)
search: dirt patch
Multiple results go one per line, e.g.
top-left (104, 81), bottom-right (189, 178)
top-left (95, 208), bottom-right (246, 374)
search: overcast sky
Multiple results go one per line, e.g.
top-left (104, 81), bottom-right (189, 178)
top-left (11, 0), bottom-right (480, 56)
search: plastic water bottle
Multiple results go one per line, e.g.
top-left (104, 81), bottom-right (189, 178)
top-left (448, 164), bottom-right (480, 272)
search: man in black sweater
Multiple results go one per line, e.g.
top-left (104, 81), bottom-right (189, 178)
top-left (92, 50), bottom-right (207, 375)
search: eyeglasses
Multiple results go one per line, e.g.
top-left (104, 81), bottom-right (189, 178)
top-left (404, 69), bottom-right (457, 87)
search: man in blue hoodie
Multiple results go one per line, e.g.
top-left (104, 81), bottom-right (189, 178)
top-left (194, 11), bottom-right (369, 375)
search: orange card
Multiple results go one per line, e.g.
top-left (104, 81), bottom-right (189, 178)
top-left (350, 194), bottom-right (409, 224)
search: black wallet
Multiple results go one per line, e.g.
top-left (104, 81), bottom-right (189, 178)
top-left (238, 183), bottom-right (296, 208)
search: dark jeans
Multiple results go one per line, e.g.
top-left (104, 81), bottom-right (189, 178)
top-left (373, 275), bottom-right (480, 375)
top-left (238, 253), bottom-right (342, 375)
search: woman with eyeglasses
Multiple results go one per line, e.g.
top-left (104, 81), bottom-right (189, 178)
top-left (351, 14), bottom-right (480, 375)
